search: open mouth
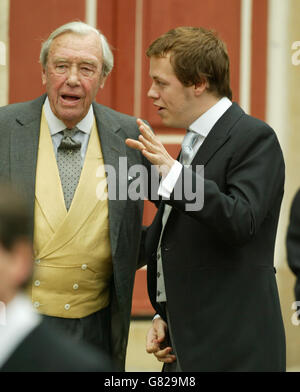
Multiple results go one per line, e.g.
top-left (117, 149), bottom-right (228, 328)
top-left (61, 95), bottom-right (81, 102)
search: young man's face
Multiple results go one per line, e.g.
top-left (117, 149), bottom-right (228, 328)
top-left (147, 53), bottom-right (197, 129)
top-left (42, 32), bottom-right (106, 129)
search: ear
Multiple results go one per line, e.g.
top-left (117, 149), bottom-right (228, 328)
top-left (194, 78), bottom-right (208, 97)
top-left (10, 240), bottom-right (33, 288)
top-left (99, 74), bottom-right (108, 89)
top-left (42, 67), bottom-right (47, 86)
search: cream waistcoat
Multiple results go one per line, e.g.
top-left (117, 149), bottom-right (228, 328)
top-left (30, 110), bottom-right (112, 318)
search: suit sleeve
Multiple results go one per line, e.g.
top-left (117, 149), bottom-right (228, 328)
top-left (287, 189), bottom-right (300, 302)
top-left (167, 123), bottom-right (285, 246)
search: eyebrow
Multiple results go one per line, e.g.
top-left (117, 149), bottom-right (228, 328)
top-left (151, 75), bottom-right (168, 83)
top-left (53, 58), bottom-right (97, 67)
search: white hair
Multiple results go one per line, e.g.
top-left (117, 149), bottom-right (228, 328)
top-left (40, 21), bottom-right (114, 77)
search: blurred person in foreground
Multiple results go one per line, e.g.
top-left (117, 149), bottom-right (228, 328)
top-left (0, 21), bottom-right (153, 371)
top-left (286, 189), bottom-right (300, 314)
top-left (126, 26), bottom-right (286, 371)
top-left (0, 183), bottom-right (113, 372)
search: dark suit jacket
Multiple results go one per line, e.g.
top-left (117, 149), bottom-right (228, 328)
top-left (1, 318), bottom-right (113, 372)
top-left (0, 94), bottom-right (153, 371)
top-left (146, 103), bottom-right (286, 371)
top-left (286, 189), bottom-right (300, 303)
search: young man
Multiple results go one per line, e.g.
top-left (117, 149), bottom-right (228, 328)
top-left (0, 183), bottom-right (112, 372)
top-left (126, 27), bottom-right (286, 371)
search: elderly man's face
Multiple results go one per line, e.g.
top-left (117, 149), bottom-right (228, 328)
top-left (42, 32), bottom-right (106, 129)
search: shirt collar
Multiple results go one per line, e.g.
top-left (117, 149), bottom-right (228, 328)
top-left (188, 97), bottom-right (232, 137)
top-left (43, 96), bottom-right (94, 136)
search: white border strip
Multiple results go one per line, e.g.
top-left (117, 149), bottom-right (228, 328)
top-left (85, 0), bottom-right (97, 28)
top-left (239, 0), bottom-right (252, 114)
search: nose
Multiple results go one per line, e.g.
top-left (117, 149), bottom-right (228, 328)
top-left (147, 82), bottom-right (159, 99)
top-left (66, 65), bottom-right (80, 87)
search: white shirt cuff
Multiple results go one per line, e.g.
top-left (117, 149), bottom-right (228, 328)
top-left (158, 160), bottom-right (183, 199)
top-left (153, 314), bottom-right (162, 321)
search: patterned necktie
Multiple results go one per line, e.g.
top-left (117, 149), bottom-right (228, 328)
top-left (180, 130), bottom-right (199, 165)
top-left (57, 128), bottom-right (82, 210)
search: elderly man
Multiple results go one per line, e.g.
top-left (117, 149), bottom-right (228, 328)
top-left (0, 21), bottom-right (152, 371)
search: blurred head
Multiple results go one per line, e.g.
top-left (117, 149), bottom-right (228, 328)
top-left (0, 183), bottom-right (32, 304)
top-left (40, 21), bottom-right (114, 129)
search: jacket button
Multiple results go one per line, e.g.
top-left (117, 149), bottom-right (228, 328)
top-left (73, 283), bottom-right (79, 290)
top-left (64, 304), bottom-right (70, 310)
top-left (34, 280), bottom-right (40, 287)
top-left (81, 264), bottom-right (88, 270)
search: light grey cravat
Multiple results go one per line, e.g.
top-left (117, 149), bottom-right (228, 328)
top-left (57, 128), bottom-right (82, 210)
top-left (180, 130), bottom-right (199, 165)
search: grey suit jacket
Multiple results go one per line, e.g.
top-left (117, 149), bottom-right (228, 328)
top-left (0, 94), bottom-right (154, 371)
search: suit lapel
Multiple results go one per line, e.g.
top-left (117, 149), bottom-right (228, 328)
top-left (191, 102), bottom-right (244, 166)
top-left (35, 110), bottom-right (66, 235)
top-left (10, 95), bottom-right (47, 238)
top-left (93, 103), bottom-right (127, 258)
top-left (163, 103), bottom-right (245, 226)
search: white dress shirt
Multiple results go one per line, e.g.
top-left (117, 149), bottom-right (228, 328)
top-left (158, 97), bottom-right (232, 198)
top-left (43, 97), bottom-right (94, 167)
top-left (0, 294), bottom-right (41, 368)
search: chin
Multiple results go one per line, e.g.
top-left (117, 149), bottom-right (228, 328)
top-left (161, 120), bottom-right (178, 128)
top-left (60, 111), bottom-right (82, 124)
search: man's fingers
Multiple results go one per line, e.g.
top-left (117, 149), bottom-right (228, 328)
top-left (146, 327), bottom-right (160, 353)
top-left (146, 343), bottom-right (158, 354)
top-left (125, 138), bottom-right (146, 152)
top-left (137, 119), bottom-right (156, 141)
top-left (155, 320), bottom-right (168, 342)
top-left (154, 347), bottom-right (177, 363)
